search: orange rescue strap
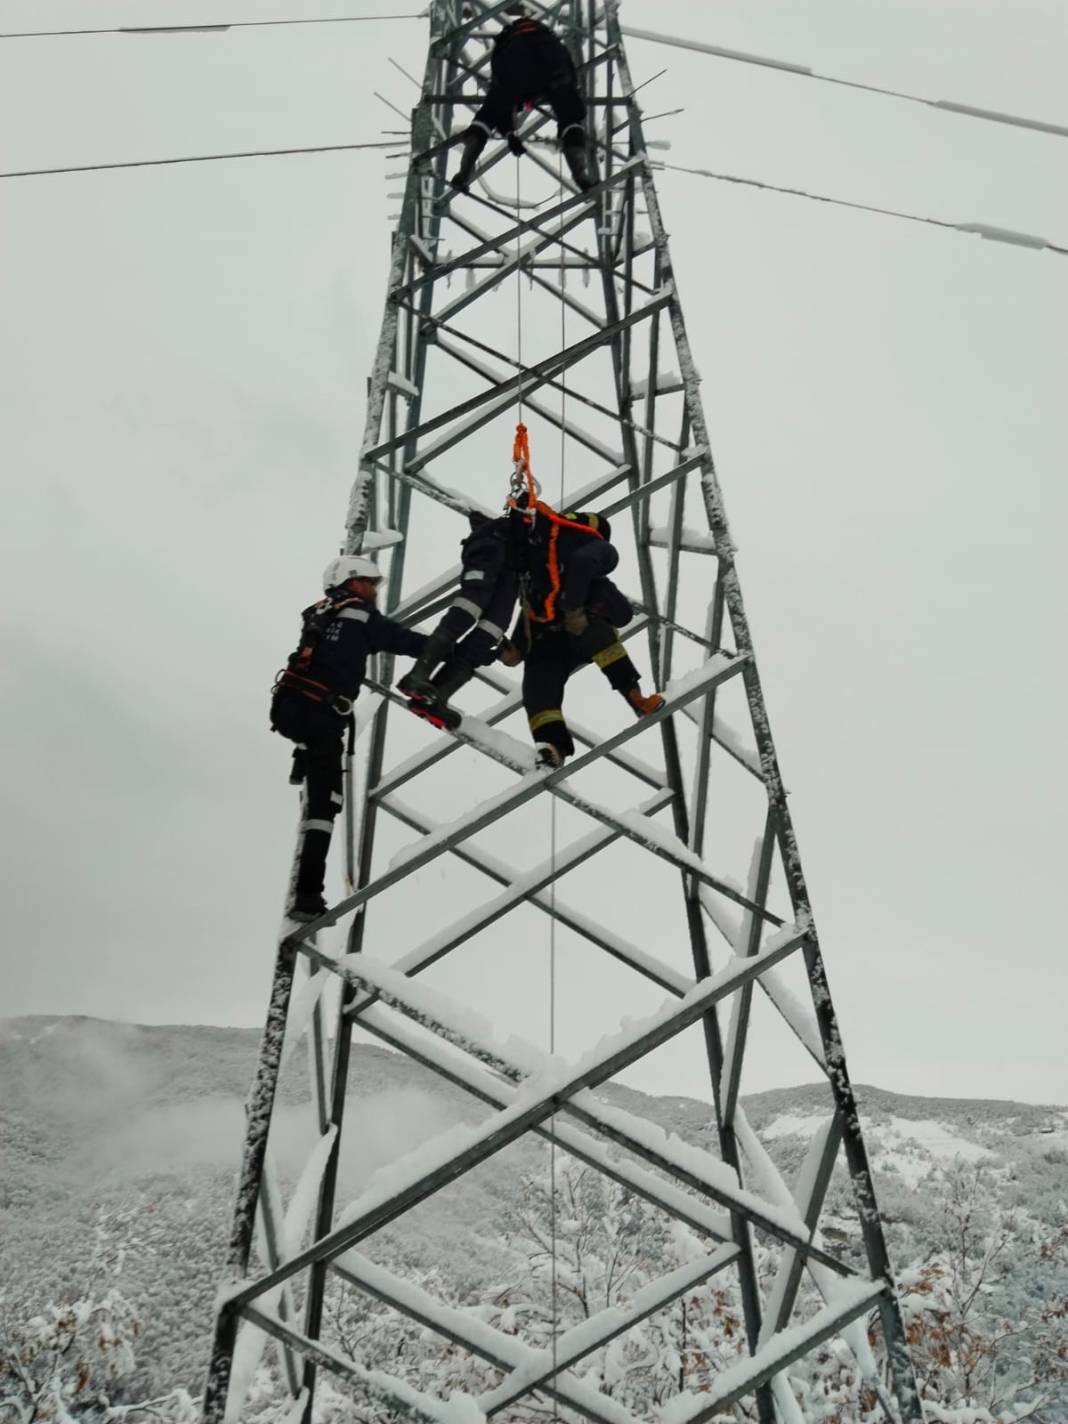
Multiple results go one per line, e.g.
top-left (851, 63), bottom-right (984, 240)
top-left (510, 422), bottom-right (604, 625)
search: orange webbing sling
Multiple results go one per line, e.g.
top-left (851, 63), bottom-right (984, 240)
top-left (510, 422), bottom-right (604, 625)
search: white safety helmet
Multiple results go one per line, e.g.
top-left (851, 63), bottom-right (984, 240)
top-left (322, 554), bottom-right (381, 592)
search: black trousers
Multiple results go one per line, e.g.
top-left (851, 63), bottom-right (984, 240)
top-left (522, 620), bottom-right (640, 756)
top-left (437, 572), bottom-right (517, 668)
top-left (270, 692), bottom-right (346, 900)
top-left (476, 36), bottom-right (586, 143)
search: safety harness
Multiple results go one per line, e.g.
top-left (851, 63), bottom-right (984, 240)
top-left (509, 422), bottom-right (605, 625)
top-left (273, 594), bottom-right (367, 715)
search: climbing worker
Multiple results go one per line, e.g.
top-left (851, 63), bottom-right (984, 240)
top-left (450, 4), bottom-right (595, 193)
top-left (397, 510), bottom-right (518, 730)
top-left (270, 555), bottom-right (428, 921)
top-left (506, 493), bottom-right (665, 769)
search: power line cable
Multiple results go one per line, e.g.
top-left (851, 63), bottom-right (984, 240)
top-left (1, 138), bottom-right (396, 180)
top-left (660, 160), bottom-right (1068, 257)
top-left (622, 24), bottom-right (1068, 141)
top-left (0, 12), bottom-right (424, 40)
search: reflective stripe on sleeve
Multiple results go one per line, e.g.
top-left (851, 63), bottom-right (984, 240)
top-left (303, 819), bottom-right (335, 834)
top-left (476, 619), bottom-right (507, 641)
top-left (451, 596), bottom-right (483, 621)
top-left (337, 607), bottom-right (370, 622)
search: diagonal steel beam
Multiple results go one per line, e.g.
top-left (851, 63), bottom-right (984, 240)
top-left (228, 928), bottom-right (815, 1308)
top-left (364, 287), bottom-right (670, 469)
top-left (283, 653), bottom-right (750, 943)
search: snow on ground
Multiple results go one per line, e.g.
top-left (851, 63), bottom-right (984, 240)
top-left (760, 1112), bottom-right (996, 1188)
top-left (762, 1114), bottom-right (827, 1141)
top-left (887, 1117), bottom-right (995, 1163)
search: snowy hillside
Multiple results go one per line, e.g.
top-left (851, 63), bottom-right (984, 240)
top-left (1, 1017), bottom-right (1065, 1419)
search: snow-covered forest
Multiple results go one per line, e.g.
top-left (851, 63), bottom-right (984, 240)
top-left (2, 1017), bottom-right (1065, 1422)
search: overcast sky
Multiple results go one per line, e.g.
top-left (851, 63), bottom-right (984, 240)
top-left (1, 0), bottom-right (1065, 1110)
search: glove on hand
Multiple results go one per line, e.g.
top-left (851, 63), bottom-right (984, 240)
top-left (562, 606), bottom-right (589, 636)
top-left (497, 639), bottom-right (523, 668)
top-left (507, 132), bottom-right (526, 157)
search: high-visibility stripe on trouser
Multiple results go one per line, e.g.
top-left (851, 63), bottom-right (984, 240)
top-left (302, 819), bottom-right (335, 835)
top-left (593, 641), bottom-right (628, 669)
top-left (529, 708), bottom-right (565, 733)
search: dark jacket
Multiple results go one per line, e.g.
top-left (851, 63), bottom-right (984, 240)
top-left (513, 504), bottom-right (616, 624)
top-left (279, 594), bottom-right (426, 703)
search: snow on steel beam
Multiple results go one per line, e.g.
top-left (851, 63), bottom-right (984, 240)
top-left (350, 790), bottom-right (675, 993)
top-left (733, 1109), bottom-right (894, 1413)
top-left (355, 1007), bottom-right (736, 1244)
top-left (229, 927), bottom-right (817, 1307)
top-left (436, 336), bottom-right (626, 465)
top-left (369, 619), bottom-right (664, 801)
top-left (283, 653), bottom-right (750, 942)
top-left (597, 450), bottom-right (708, 519)
top-left (758, 1114), bottom-right (844, 1338)
top-left (366, 288), bottom-right (672, 469)
top-left (698, 885), bottom-right (827, 1072)
top-left (479, 1244), bottom-right (741, 1414)
top-left (332, 1251), bottom-right (645, 1424)
top-left (239, 1303), bottom-right (483, 1424)
top-left (666, 1279), bottom-right (889, 1423)
top-left (720, 818), bottom-right (776, 1129)
top-left (374, 790), bottom-right (690, 995)
top-left (393, 159), bottom-right (640, 302)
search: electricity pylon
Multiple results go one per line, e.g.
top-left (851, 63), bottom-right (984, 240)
top-left (203, 2), bottom-right (923, 1421)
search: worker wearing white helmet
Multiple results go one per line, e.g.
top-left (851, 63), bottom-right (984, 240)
top-left (270, 555), bottom-right (427, 921)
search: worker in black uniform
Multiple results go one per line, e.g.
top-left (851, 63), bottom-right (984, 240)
top-left (271, 555), bottom-right (428, 920)
top-left (506, 496), bottom-right (665, 768)
top-left (397, 511), bottom-right (518, 730)
top-left (451, 5), bottom-right (594, 193)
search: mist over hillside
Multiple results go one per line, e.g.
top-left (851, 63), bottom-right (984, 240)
top-left (2, 1016), bottom-right (1065, 1418)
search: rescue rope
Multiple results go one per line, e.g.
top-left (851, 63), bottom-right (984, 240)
top-left (547, 137), bottom-right (569, 1424)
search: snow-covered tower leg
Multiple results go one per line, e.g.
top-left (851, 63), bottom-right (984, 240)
top-left (203, 2), bottom-right (924, 1421)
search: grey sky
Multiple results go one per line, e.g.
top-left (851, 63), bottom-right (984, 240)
top-left (1, 0), bottom-right (1065, 1108)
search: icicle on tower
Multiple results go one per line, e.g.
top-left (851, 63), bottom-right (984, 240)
top-left (203, 2), bottom-right (923, 1420)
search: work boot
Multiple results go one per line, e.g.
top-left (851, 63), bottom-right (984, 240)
top-left (450, 126), bottom-right (489, 192)
top-left (625, 686), bottom-right (665, 718)
top-left (398, 630), bottom-right (454, 701)
top-left (562, 139), bottom-right (595, 193)
top-left (428, 654), bottom-right (476, 726)
top-left (536, 743), bottom-right (565, 770)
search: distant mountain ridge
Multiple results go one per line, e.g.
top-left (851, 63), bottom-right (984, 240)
top-left (2, 1015), bottom-right (1065, 1410)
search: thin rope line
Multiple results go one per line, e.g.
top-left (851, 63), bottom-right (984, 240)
top-left (1, 140), bottom-right (397, 181)
top-left (1, 13), bottom-right (423, 40)
top-left (547, 138), bottom-right (569, 1424)
top-left (659, 161), bottom-right (1068, 257)
top-left (515, 155), bottom-right (524, 422)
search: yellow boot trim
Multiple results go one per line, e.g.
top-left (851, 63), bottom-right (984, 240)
top-left (528, 708), bottom-right (565, 733)
top-left (592, 641), bottom-right (628, 669)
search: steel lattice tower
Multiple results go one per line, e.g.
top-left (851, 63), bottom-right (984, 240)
top-left (203, 3), bottom-right (923, 1420)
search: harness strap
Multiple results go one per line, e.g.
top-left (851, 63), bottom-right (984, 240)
top-left (274, 669), bottom-right (354, 716)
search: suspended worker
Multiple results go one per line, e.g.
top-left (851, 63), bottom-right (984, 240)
top-left (270, 555), bottom-right (428, 921)
top-left (505, 493), bottom-right (665, 769)
top-left (450, 4), bottom-right (595, 194)
top-left (397, 510), bottom-right (519, 730)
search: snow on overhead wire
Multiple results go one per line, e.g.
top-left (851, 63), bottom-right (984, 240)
top-left (622, 24), bottom-right (1068, 140)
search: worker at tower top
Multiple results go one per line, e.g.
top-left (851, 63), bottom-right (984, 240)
top-left (450, 4), bottom-right (595, 194)
top-left (398, 510), bottom-right (519, 730)
top-left (505, 494), bottom-right (665, 769)
top-left (271, 556), bottom-right (428, 922)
